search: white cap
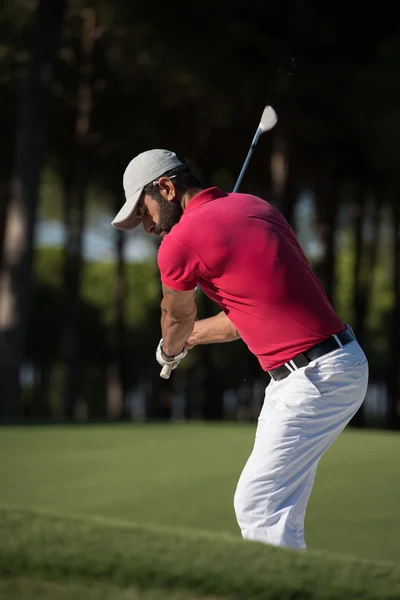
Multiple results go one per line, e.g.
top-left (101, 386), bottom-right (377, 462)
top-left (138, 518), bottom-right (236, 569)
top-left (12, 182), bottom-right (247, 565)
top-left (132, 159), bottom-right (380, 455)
top-left (112, 149), bottom-right (184, 231)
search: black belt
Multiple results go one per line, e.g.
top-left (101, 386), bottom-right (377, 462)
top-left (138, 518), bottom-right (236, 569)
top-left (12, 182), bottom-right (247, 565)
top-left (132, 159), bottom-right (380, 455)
top-left (268, 327), bottom-right (355, 382)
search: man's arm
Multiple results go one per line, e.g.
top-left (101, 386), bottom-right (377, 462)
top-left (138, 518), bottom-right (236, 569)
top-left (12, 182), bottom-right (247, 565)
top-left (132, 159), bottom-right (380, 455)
top-left (161, 284), bottom-right (197, 356)
top-left (186, 311), bottom-right (241, 349)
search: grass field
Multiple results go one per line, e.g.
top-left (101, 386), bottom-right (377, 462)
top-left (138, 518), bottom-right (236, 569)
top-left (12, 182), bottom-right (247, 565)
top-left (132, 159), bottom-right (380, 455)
top-left (0, 423), bottom-right (399, 599)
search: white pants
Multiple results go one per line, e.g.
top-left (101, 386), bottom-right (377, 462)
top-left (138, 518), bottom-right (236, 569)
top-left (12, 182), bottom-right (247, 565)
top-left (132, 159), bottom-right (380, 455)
top-left (234, 340), bottom-right (369, 550)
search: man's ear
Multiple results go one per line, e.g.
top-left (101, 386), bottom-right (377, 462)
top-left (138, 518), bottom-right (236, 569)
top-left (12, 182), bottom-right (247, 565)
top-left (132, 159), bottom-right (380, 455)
top-left (157, 176), bottom-right (177, 202)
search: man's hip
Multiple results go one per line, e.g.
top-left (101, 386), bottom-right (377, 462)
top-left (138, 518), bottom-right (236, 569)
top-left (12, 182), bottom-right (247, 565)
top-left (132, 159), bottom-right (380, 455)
top-left (262, 338), bottom-right (368, 420)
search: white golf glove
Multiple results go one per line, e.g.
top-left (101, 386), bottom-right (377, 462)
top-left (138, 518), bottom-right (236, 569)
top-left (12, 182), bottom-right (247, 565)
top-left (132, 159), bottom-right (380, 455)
top-left (156, 339), bottom-right (188, 370)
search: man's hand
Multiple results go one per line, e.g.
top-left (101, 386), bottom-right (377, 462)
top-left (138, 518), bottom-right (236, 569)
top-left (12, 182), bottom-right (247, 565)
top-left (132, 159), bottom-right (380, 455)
top-left (185, 337), bottom-right (196, 350)
top-left (156, 339), bottom-right (188, 371)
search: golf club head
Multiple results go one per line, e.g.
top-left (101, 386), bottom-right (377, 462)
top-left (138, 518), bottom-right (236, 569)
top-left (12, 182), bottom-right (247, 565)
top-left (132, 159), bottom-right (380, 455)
top-left (259, 105), bottom-right (278, 133)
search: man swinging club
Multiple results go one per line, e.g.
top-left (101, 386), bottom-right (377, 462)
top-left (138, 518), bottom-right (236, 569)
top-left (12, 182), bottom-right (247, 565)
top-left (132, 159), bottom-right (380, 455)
top-left (112, 142), bottom-right (368, 550)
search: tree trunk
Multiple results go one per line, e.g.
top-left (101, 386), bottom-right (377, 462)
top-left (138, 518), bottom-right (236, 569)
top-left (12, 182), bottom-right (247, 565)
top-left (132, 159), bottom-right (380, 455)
top-left (349, 187), bottom-right (367, 427)
top-left (350, 189), bottom-right (383, 427)
top-left (107, 195), bottom-right (127, 419)
top-left (313, 181), bottom-right (338, 304)
top-left (59, 8), bottom-right (95, 419)
top-left (363, 193), bottom-right (382, 318)
top-left (270, 134), bottom-right (299, 225)
top-left (388, 195), bottom-right (400, 429)
top-left (0, 0), bottom-right (67, 420)
top-left (0, 184), bottom-right (9, 270)
top-left (352, 187), bottom-right (367, 346)
top-left (270, 135), bottom-right (288, 204)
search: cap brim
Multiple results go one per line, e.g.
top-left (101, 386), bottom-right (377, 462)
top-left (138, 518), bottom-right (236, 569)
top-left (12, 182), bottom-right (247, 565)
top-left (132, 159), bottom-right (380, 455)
top-left (111, 188), bottom-right (143, 231)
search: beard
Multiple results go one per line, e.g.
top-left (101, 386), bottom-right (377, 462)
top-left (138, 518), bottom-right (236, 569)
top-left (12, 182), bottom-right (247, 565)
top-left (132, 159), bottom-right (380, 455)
top-left (153, 196), bottom-right (183, 236)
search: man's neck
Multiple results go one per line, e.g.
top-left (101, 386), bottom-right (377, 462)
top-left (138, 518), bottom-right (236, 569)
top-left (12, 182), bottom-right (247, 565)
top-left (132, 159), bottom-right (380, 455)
top-left (180, 188), bottom-right (205, 211)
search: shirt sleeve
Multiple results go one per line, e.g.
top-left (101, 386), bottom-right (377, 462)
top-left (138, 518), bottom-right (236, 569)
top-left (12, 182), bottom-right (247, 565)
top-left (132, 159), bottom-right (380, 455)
top-left (157, 236), bottom-right (206, 291)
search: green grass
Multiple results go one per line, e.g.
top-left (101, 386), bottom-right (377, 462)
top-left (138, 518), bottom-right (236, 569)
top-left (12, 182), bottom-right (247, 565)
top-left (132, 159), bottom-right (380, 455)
top-left (0, 424), bottom-right (399, 561)
top-left (0, 424), bottom-right (399, 600)
top-left (1, 505), bottom-right (400, 600)
top-left (0, 577), bottom-right (224, 600)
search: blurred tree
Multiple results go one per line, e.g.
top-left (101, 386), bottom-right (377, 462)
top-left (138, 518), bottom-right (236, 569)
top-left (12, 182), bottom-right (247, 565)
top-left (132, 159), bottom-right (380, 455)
top-left (348, 187), bottom-right (383, 427)
top-left (25, 247), bottom-right (110, 419)
top-left (347, 32), bottom-right (400, 428)
top-left (107, 190), bottom-right (128, 419)
top-left (0, 0), bottom-right (67, 419)
top-left (24, 246), bottom-right (165, 419)
top-left (388, 194), bottom-right (400, 429)
top-left (3, 0), bottom-right (400, 424)
top-left (58, 6), bottom-right (96, 418)
top-left (0, 1), bottom-right (34, 267)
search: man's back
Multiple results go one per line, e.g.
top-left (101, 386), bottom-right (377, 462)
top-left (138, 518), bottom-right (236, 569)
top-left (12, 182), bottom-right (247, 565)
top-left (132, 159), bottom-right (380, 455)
top-left (158, 187), bottom-right (344, 370)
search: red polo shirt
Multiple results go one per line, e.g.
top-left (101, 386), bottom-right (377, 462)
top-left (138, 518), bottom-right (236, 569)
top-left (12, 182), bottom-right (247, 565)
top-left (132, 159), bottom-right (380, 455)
top-left (157, 187), bottom-right (344, 371)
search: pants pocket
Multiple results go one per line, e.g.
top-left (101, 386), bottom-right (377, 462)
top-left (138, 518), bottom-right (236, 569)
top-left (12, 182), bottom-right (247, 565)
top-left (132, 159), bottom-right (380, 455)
top-left (302, 358), bottom-right (369, 404)
top-left (274, 368), bottom-right (322, 417)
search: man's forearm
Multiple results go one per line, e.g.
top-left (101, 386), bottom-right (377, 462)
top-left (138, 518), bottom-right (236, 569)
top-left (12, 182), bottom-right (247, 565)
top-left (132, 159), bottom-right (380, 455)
top-left (187, 311), bottom-right (240, 347)
top-left (161, 311), bottom-right (196, 356)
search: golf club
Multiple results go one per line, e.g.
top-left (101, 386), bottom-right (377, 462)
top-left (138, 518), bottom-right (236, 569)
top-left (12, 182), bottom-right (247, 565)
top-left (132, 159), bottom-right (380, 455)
top-left (160, 105), bottom-right (278, 379)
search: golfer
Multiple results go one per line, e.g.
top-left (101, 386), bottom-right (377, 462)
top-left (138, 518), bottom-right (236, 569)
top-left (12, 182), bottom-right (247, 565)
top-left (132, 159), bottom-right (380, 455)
top-left (112, 149), bottom-right (369, 550)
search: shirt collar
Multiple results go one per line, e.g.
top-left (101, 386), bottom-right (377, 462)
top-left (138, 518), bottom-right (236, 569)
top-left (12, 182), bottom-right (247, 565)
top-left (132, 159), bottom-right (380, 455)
top-left (184, 187), bottom-right (228, 213)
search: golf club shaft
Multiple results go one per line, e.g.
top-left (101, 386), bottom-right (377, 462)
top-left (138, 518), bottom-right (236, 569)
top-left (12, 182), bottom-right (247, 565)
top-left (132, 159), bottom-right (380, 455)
top-left (233, 128), bottom-right (262, 192)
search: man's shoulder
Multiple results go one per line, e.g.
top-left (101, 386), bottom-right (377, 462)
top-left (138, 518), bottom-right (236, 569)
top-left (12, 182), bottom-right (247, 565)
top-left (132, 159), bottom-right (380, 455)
top-left (158, 229), bottom-right (192, 260)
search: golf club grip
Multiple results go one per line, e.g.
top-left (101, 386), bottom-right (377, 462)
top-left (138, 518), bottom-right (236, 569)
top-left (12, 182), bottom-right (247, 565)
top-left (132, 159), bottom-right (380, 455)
top-left (160, 364), bottom-right (173, 379)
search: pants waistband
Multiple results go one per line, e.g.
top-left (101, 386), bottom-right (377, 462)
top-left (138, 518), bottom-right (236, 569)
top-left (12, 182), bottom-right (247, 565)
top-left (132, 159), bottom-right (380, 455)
top-left (268, 326), bottom-right (355, 382)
